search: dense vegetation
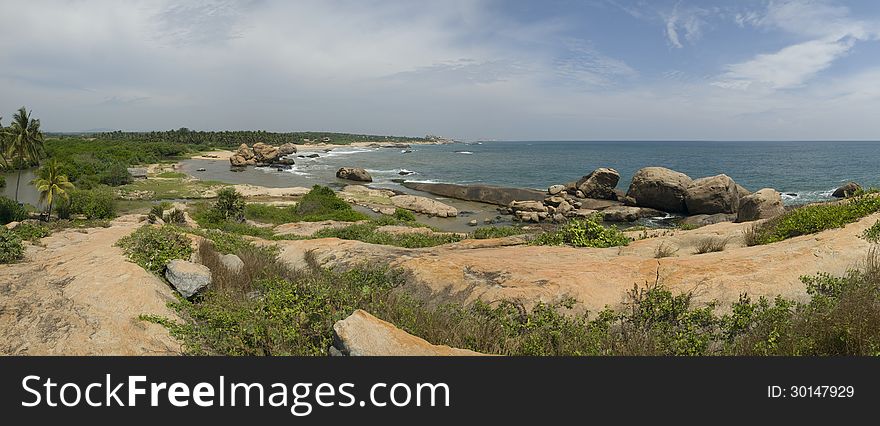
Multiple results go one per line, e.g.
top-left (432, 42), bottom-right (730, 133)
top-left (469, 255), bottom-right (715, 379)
top-left (744, 194), bottom-right (880, 245)
top-left (243, 185), bottom-right (369, 224)
top-left (0, 229), bottom-right (24, 263)
top-left (116, 225), bottom-right (194, 274)
top-left (74, 128), bottom-right (427, 147)
top-left (473, 225), bottom-right (526, 239)
top-left (533, 216), bottom-right (631, 248)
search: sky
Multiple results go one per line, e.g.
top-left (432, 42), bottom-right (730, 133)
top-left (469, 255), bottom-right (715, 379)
top-left (1, 0), bottom-right (879, 140)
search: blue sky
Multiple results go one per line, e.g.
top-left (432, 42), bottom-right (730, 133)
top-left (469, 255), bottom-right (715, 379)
top-left (1, 0), bottom-right (879, 140)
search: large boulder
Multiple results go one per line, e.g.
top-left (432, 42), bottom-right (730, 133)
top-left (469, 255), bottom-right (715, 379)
top-left (508, 200), bottom-right (548, 213)
top-left (832, 182), bottom-right (862, 198)
top-left (601, 205), bottom-right (664, 222)
top-left (685, 174), bottom-right (739, 215)
top-left (736, 188), bottom-right (785, 222)
top-left (252, 142), bottom-right (280, 164)
top-left (679, 213), bottom-right (737, 228)
top-left (576, 168), bottom-right (620, 200)
top-left (229, 144), bottom-right (256, 167)
top-left (336, 167), bottom-right (373, 182)
top-left (626, 167), bottom-right (693, 213)
top-left (401, 182), bottom-right (544, 206)
top-left (165, 260), bottom-right (212, 298)
top-left (390, 195), bottom-right (458, 218)
top-left (332, 310), bottom-right (485, 356)
top-left (278, 143), bottom-right (297, 156)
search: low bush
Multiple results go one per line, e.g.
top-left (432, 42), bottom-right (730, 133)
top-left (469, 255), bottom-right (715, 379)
top-left (748, 194), bottom-right (880, 245)
top-left (213, 187), bottom-right (246, 222)
top-left (292, 185), bottom-right (369, 222)
top-left (116, 225), bottom-right (193, 274)
top-left (0, 196), bottom-right (28, 224)
top-left (98, 162), bottom-right (133, 187)
top-left (58, 187), bottom-right (117, 220)
top-left (393, 208), bottom-right (416, 222)
top-left (473, 226), bottom-right (524, 239)
top-left (0, 230), bottom-right (24, 263)
top-left (693, 236), bottom-right (729, 254)
top-left (163, 208), bottom-right (186, 225)
top-left (0, 174), bottom-right (5, 187)
top-left (313, 222), bottom-right (462, 248)
top-left (654, 242), bottom-right (678, 258)
top-left (532, 216), bottom-right (630, 248)
top-left (10, 222), bottom-right (51, 242)
top-left (862, 219), bottom-right (880, 243)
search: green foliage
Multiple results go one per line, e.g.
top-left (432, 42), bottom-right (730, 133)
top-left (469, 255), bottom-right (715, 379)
top-left (532, 216), bottom-right (630, 248)
top-left (98, 162), bottom-right (133, 186)
top-left (10, 222), bottom-right (51, 242)
top-left (163, 208), bottom-right (186, 225)
top-left (213, 187), bottom-right (246, 222)
top-left (473, 226), bottom-right (524, 239)
top-left (292, 185), bottom-right (369, 222)
top-left (749, 194), bottom-right (880, 245)
top-left (115, 225), bottom-right (193, 274)
top-left (0, 230), bottom-right (24, 264)
top-left (0, 175), bottom-right (5, 187)
top-left (59, 187), bottom-right (117, 220)
top-left (85, 128), bottom-right (426, 147)
top-left (156, 171), bottom-right (187, 179)
top-left (313, 222), bottom-right (462, 248)
top-left (392, 208), bottom-right (416, 222)
top-left (862, 219), bottom-right (880, 243)
top-left (0, 196), bottom-right (28, 224)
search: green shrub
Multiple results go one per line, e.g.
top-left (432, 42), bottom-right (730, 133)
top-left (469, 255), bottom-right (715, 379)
top-left (61, 187), bottom-right (117, 220)
top-left (314, 222), bottom-right (462, 248)
top-left (116, 225), bottom-right (193, 274)
top-left (98, 162), bottom-right (133, 186)
top-left (163, 208), bottom-right (186, 225)
top-left (532, 217), bottom-right (630, 248)
top-left (213, 187), bottom-right (245, 222)
top-left (0, 174), bottom-right (5, 187)
top-left (11, 222), bottom-right (51, 242)
top-left (0, 196), bottom-right (28, 224)
top-left (862, 220), bottom-right (880, 243)
top-left (393, 208), bottom-right (416, 222)
top-left (749, 194), bottom-right (880, 245)
top-left (0, 230), bottom-right (24, 263)
top-left (292, 185), bottom-right (369, 222)
top-left (473, 226), bottom-right (524, 239)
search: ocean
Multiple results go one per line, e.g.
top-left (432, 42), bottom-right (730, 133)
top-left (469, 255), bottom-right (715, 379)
top-left (182, 140), bottom-right (880, 205)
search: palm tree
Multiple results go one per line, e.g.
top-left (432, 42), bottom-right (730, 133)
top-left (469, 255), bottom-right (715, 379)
top-left (32, 159), bottom-right (74, 221)
top-left (5, 107), bottom-right (45, 202)
top-left (0, 115), bottom-right (8, 169)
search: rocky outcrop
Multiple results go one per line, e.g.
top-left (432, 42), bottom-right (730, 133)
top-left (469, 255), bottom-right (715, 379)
top-left (685, 174), bottom-right (739, 215)
top-left (229, 144), bottom-right (256, 167)
top-left (833, 182), bottom-right (862, 198)
top-left (278, 143), bottom-right (297, 156)
top-left (331, 310), bottom-right (484, 356)
top-left (736, 188), bottom-right (785, 222)
top-left (165, 260), bottom-right (212, 298)
top-left (336, 167), bottom-right (373, 182)
top-left (626, 167), bottom-right (693, 213)
top-left (576, 168), bottom-right (620, 200)
top-left (401, 182), bottom-right (545, 206)
top-left (390, 195), bottom-right (458, 217)
top-left (679, 213), bottom-right (737, 228)
top-left (736, 184), bottom-right (751, 200)
top-left (601, 205), bottom-right (664, 222)
top-left (252, 142), bottom-right (280, 164)
top-left (548, 184), bottom-right (566, 195)
top-left (219, 253), bottom-right (244, 274)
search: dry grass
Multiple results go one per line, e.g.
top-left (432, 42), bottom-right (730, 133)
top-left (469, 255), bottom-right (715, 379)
top-left (654, 242), bottom-right (678, 258)
top-left (693, 236), bottom-right (730, 254)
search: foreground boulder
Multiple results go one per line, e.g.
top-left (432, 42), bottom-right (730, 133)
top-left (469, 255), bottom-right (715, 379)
top-left (165, 260), bottom-right (212, 298)
top-left (626, 167), bottom-right (693, 213)
top-left (685, 174), bottom-right (739, 215)
top-left (576, 168), bottom-right (620, 200)
top-left (331, 310), bottom-right (485, 356)
top-left (402, 182), bottom-right (544, 206)
top-left (832, 182), bottom-right (862, 198)
top-left (736, 188), bottom-right (785, 222)
top-left (336, 167), bottom-right (373, 182)
top-left (390, 195), bottom-right (458, 217)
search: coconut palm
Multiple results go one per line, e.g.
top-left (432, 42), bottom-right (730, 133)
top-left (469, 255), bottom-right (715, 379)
top-left (0, 115), bottom-right (8, 168)
top-left (32, 159), bottom-right (74, 221)
top-left (5, 107), bottom-right (45, 202)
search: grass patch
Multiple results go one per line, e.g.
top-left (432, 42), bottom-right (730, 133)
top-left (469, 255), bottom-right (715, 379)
top-left (156, 171), bottom-right (187, 179)
top-left (747, 194), bottom-right (880, 245)
top-left (532, 216), bottom-right (630, 248)
top-left (654, 242), bottom-right (678, 258)
top-left (9, 222), bottom-right (51, 243)
top-left (313, 221), bottom-right (462, 248)
top-left (116, 225), bottom-right (193, 274)
top-left (693, 236), bottom-right (730, 254)
top-left (473, 226), bottom-right (526, 239)
top-left (0, 230), bottom-right (24, 264)
top-left (244, 186), bottom-right (370, 224)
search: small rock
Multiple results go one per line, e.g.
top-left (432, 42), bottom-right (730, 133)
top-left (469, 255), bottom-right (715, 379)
top-left (5, 221), bottom-right (20, 230)
top-left (548, 185), bottom-right (566, 195)
top-left (219, 253), bottom-right (244, 274)
top-left (468, 219), bottom-right (478, 226)
top-left (165, 260), bottom-right (212, 299)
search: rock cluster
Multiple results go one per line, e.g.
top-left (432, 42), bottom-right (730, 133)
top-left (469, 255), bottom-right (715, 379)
top-left (229, 142), bottom-right (297, 168)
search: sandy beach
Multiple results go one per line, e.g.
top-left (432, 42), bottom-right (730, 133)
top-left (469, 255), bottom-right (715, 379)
top-left (189, 140), bottom-right (450, 160)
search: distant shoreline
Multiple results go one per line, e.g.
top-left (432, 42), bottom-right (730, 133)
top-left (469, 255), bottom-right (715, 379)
top-left (190, 140), bottom-right (453, 160)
